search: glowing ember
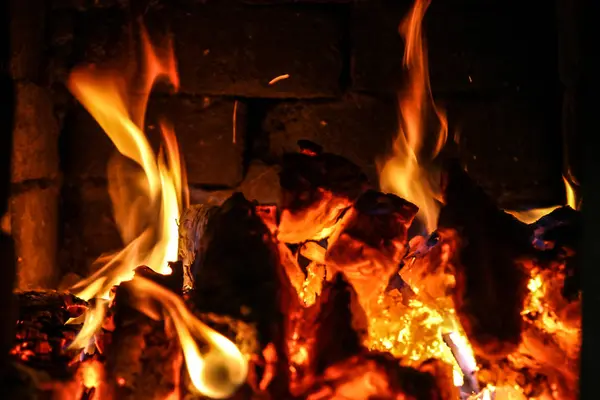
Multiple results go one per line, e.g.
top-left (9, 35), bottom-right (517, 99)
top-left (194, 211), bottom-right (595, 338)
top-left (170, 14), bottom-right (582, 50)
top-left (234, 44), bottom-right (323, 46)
top-left (521, 266), bottom-right (581, 359)
top-left (377, 0), bottom-right (447, 234)
top-left (268, 74), bottom-right (290, 85)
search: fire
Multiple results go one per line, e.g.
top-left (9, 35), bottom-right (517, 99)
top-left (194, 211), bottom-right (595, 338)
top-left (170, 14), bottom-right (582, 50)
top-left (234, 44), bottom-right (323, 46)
top-left (65, 26), bottom-right (247, 397)
top-left (130, 276), bottom-right (248, 399)
top-left (377, 0), bottom-right (447, 234)
top-left (506, 175), bottom-right (581, 224)
top-left (366, 0), bottom-right (475, 390)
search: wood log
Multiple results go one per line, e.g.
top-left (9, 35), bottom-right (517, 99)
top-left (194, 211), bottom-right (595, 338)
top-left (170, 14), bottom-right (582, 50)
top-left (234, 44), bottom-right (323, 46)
top-left (11, 291), bottom-right (86, 376)
top-left (278, 141), bottom-right (370, 243)
top-left (438, 161), bottom-right (535, 360)
top-left (178, 204), bottom-right (219, 290)
top-left (325, 190), bottom-right (418, 312)
top-left (190, 193), bottom-right (291, 397)
top-left (285, 273), bottom-right (363, 396)
top-left (104, 263), bottom-right (183, 400)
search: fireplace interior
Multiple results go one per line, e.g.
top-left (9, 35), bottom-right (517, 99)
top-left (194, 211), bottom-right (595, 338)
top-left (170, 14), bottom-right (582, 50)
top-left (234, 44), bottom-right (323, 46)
top-left (1, 0), bottom-right (584, 399)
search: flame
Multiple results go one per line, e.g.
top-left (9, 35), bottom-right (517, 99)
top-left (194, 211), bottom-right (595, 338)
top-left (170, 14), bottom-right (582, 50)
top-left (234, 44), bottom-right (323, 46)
top-left (68, 28), bottom-right (183, 305)
top-left (506, 175), bottom-right (581, 224)
top-left (563, 175), bottom-right (578, 210)
top-left (378, 0), bottom-right (447, 234)
top-left (131, 276), bottom-right (248, 399)
top-left (67, 28), bottom-right (184, 350)
top-left (65, 25), bottom-right (247, 398)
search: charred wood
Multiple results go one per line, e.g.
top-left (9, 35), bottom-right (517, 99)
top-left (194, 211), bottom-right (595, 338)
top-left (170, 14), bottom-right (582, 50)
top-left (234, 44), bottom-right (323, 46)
top-left (438, 161), bottom-right (535, 359)
top-left (278, 141), bottom-right (370, 243)
top-left (178, 204), bottom-right (219, 290)
top-left (191, 193), bottom-right (283, 349)
top-left (190, 193), bottom-right (290, 397)
top-left (104, 262), bottom-right (183, 399)
top-left (286, 274), bottom-right (363, 396)
top-left (326, 190), bottom-right (418, 308)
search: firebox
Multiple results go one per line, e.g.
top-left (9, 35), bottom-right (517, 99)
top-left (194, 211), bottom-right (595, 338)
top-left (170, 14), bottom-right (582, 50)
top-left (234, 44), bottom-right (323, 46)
top-left (1, 0), bottom-right (584, 399)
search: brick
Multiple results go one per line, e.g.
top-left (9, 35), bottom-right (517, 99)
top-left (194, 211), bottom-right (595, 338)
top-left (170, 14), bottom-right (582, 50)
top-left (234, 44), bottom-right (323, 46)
top-left (146, 0), bottom-right (345, 98)
top-left (59, 182), bottom-right (122, 277)
top-left (145, 96), bottom-right (246, 187)
top-left (352, 0), bottom-right (559, 94)
top-left (63, 95), bottom-right (246, 187)
top-left (445, 93), bottom-right (564, 208)
top-left (10, 0), bottom-right (47, 81)
top-left (70, 8), bottom-right (132, 69)
top-left (12, 83), bottom-right (60, 183)
top-left (264, 94), bottom-right (397, 183)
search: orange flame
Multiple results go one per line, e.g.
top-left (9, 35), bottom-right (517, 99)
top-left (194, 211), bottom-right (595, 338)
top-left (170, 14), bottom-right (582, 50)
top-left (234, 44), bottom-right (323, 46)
top-left (65, 25), bottom-right (247, 398)
top-left (378, 0), bottom-right (447, 234)
top-left (67, 29), bottom-right (184, 351)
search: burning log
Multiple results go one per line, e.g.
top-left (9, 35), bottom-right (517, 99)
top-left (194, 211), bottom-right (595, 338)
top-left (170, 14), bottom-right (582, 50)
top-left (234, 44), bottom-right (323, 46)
top-left (303, 352), bottom-right (451, 400)
top-left (10, 82), bottom-right (60, 290)
top-left (178, 203), bottom-right (219, 291)
top-left (325, 190), bottom-right (418, 315)
top-left (278, 140), bottom-right (370, 244)
top-left (189, 193), bottom-right (290, 396)
top-left (105, 262), bottom-right (184, 399)
top-left (438, 161), bottom-right (535, 360)
top-left (191, 193), bottom-right (283, 349)
top-left (285, 273), bottom-right (363, 396)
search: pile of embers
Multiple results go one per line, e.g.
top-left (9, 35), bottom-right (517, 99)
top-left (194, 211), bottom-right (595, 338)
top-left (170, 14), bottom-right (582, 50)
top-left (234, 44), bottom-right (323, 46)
top-left (8, 141), bottom-right (581, 400)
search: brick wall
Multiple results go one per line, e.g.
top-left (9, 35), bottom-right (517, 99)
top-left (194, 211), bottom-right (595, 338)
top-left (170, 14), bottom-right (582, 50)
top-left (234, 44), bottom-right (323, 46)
top-left (45, 0), bottom-right (565, 277)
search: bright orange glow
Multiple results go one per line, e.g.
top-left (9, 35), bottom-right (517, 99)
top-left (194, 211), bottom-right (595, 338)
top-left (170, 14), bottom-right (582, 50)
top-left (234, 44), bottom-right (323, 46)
top-left (522, 267), bottom-right (581, 359)
top-left (378, 0), bottom-right (447, 234)
top-left (131, 276), bottom-right (248, 399)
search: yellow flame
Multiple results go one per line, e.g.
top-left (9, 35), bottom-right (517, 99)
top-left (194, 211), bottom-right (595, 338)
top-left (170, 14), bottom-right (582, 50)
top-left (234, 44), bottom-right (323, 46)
top-left (506, 175), bottom-right (581, 224)
top-left (131, 276), bottom-right (248, 399)
top-left (378, 0), bottom-right (447, 234)
top-left (563, 175), bottom-right (578, 210)
top-left (65, 25), bottom-right (246, 398)
top-left (67, 29), bottom-right (185, 352)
